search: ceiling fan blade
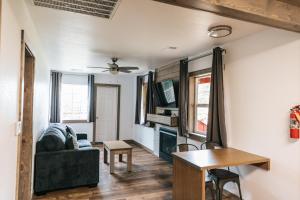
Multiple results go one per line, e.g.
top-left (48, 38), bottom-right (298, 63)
top-left (87, 66), bottom-right (109, 69)
top-left (118, 67), bottom-right (139, 70)
top-left (102, 70), bottom-right (110, 72)
top-left (118, 69), bottom-right (132, 73)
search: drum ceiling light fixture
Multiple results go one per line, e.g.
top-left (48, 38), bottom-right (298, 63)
top-left (208, 25), bottom-right (232, 38)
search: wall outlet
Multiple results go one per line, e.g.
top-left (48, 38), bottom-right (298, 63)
top-left (16, 121), bottom-right (22, 136)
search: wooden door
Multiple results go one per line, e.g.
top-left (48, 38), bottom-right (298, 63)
top-left (95, 86), bottom-right (119, 142)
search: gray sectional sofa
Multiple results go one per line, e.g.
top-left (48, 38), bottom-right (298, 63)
top-left (34, 124), bottom-right (99, 195)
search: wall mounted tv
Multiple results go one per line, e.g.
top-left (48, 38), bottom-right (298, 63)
top-left (155, 79), bottom-right (179, 108)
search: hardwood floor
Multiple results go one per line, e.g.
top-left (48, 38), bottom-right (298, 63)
top-left (33, 141), bottom-right (238, 200)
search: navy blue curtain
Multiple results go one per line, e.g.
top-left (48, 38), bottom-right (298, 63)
top-left (50, 71), bottom-right (62, 123)
top-left (88, 74), bottom-right (95, 122)
top-left (135, 76), bottom-right (144, 124)
top-left (145, 71), bottom-right (155, 127)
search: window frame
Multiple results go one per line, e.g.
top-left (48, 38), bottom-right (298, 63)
top-left (140, 80), bottom-right (148, 125)
top-left (188, 68), bottom-right (211, 138)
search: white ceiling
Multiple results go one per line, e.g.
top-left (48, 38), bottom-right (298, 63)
top-left (26, 0), bottom-right (267, 74)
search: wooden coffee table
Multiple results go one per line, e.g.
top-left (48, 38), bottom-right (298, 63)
top-left (103, 140), bottom-right (133, 174)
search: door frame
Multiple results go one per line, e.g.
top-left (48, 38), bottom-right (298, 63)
top-left (93, 84), bottom-right (121, 143)
top-left (16, 30), bottom-right (36, 200)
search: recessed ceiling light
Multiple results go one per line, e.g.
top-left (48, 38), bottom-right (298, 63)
top-left (208, 25), bottom-right (232, 38)
top-left (168, 46), bottom-right (177, 50)
top-left (71, 68), bottom-right (83, 71)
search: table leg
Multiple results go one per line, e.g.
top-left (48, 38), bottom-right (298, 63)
top-left (200, 169), bottom-right (205, 200)
top-left (110, 151), bottom-right (115, 174)
top-left (104, 147), bottom-right (108, 164)
top-left (119, 154), bottom-right (123, 162)
top-left (127, 150), bottom-right (132, 172)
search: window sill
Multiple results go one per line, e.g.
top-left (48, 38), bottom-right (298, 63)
top-left (62, 120), bottom-right (90, 124)
top-left (188, 132), bottom-right (206, 142)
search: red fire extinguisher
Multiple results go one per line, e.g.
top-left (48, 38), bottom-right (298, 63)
top-left (290, 105), bottom-right (300, 139)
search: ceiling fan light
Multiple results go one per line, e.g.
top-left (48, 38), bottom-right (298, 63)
top-left (110, 69), bottom-right (119, 75)
top-left (208, 25), bottom-right (232, 38)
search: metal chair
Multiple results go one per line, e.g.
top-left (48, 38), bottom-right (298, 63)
top-left (176, 143), bottom-right (215, 200)
top-left (201, 142), bottom-right (243, 200)
top-left (177, 143), bottom-right (199, 152)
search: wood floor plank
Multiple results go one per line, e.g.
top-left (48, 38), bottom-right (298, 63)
top-left (33, 142), bottom-right (238, 200)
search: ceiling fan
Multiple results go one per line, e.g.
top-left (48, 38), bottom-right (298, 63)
top-left (87, 58), bottom-right (139, 75)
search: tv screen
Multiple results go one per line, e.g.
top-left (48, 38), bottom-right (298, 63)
top-left (161, 80), bottom-right (175, 104)
top-left (155, 80), bottom-right (179, 108)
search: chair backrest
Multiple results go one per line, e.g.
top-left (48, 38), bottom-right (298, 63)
top-left (201, 142), bottom-right (230, 171)
top-left (200, 142), bottom-right (221, 150)
top-left (177, 143), bottom-right (199, 152)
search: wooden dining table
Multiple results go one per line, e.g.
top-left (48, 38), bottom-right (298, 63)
top-left (172, 148), bottom-right (270, 200)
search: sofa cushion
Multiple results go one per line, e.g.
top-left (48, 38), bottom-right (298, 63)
top-left (77, 140), bottom-right (92, 148)
top-left (50, 123), bottom-right (68, 137)
top-left (40, 127), bottom-right (66, 152)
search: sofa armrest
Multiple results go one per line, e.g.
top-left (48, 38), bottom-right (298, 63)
top-left (76, 133), bottom-right (88, 140)
top-left (34, 148), bottom-right (99, 193)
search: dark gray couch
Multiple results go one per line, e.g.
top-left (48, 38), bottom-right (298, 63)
top-left (34, 124), bottom-right (99, 195)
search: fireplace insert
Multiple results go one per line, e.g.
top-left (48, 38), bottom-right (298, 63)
top-left (159, 127), bottom-right (177, 163)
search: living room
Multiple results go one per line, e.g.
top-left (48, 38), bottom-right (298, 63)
top-left (1, 0), bottom-right (300, 200)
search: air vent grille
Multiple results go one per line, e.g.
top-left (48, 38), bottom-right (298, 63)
top-left (33, 0), bottom-right (119, 19)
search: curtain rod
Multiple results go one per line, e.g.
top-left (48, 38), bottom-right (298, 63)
top-left (186, 48), bottom-right (226, 63)
top-left (139, 70), bottom-right (154, 77)
top-left (62, 72), bottom-right (89, 76)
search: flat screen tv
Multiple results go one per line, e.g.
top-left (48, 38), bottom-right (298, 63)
top-left (155, 79), bottom-right (179, 108)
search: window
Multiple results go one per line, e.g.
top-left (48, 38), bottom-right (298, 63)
top-left (140, 80), bottom-right (148, 124)
top-left (188, 69), bottom-right (211, 136)
top-left (61, 75), bottom-right (88, 122)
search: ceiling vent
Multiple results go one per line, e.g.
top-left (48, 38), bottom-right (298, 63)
top-left (33, 0), bottom-right (120, 19)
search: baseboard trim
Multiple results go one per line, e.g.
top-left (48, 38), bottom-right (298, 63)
top-left (123, 139), bottom-right (134, 143)
top-left (92, 142), bottom-right (103, 145)
top-left (126, 140), bottom-right (155, 154)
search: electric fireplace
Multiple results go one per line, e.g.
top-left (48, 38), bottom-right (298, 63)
top-left (159, 127), bottom-right (177, 163)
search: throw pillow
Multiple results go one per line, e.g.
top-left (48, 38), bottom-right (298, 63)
top-left (65, 134), bottom-right (75, 149)
top-left (66, 125), bottom-right (77, 138)
top-left (69, 134), bottom-right (79, 150)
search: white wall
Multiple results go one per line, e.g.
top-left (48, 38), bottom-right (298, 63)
top-left (70, 74), bottom-right (136, 141)
top-left (0, 2), bottom-right (22, 199)
top-left (133, 125), bottom-right (156, 152)
top-left (95, 74), bottom-right (135, 140)
top-left (222, 29), bottom-right (300, 200)
top-left (0, 0), bottom-right (50, 199)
